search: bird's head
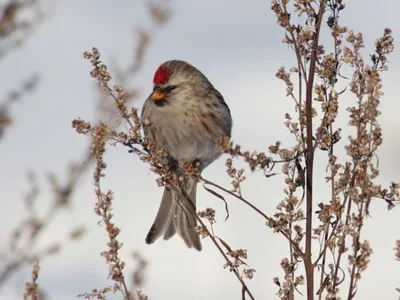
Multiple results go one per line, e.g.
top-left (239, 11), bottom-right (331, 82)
top-left (149, 60), bottom-right (211, 107)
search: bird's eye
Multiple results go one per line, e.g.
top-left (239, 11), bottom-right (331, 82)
top-left (167, 85), bottom-right (176, 91)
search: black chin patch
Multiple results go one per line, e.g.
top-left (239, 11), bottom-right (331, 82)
top-left (153, 99), bottom-right (168, 107)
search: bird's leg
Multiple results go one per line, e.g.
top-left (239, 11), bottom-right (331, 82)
top-left (167, 156), bottom-right (179, 172)
top-left (191, 158), bottom-right (202, 177)
top-left (192, 158), bottom-right (201, 168)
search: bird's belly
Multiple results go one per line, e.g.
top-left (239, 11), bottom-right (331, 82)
top-left (162, 125), bottom-right (221, 166)
top-left (145, 116), bottom-right (221, 169)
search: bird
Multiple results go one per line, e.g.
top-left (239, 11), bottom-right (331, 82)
top-left (141, 60), bottom-right (232, 251)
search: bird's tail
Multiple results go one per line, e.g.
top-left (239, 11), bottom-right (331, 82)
top-left (145, 177), bottom-right (202, 251)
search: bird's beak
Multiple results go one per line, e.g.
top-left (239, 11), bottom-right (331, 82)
top-left (150, 90), bottom-right (166, 101)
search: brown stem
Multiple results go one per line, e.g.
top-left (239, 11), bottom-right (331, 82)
top-left (96, 182), bottom-right (130, 299)
top-left (298, 65), bottom-right (305, 148)
top-left (317, 105), bottom-right (337, 299)
top-left (280, 0), bottom-right (308, 82)
top-left (289, 221), bottom-right (295, 300)
top-left (304, 2), bottom-right (327, 299)
top-left (332, 56), bottom-right (365, 290)
top-left (331, 163), bottom-right (357, 292)
top-left (347, 176), bottom-right (366, 299)
top-left (347, 118), bottom-right (374, 299)
top-left (317, 226), bottom-right (330, 300)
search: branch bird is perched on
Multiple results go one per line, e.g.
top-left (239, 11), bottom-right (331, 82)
top-left (141, 60), bottom-right (232, 251)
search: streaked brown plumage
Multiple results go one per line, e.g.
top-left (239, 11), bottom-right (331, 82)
top-left (141, 60), bottom-right (232, 251)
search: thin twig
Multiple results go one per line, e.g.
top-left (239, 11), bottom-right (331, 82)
top-left (200, 176), bottom-right (305, 258)
top-left (168, 180), bottom-right (255, 300)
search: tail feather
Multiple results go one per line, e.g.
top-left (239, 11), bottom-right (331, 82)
top-left (145, 187), bottom-right (174, 244)
top-left (163, 214), bottom-right (176, 240)
top-left (145, 178), bottom-right (202, 251)
top-left (186, 182), bottom-right (202, 250)
top-left (174, 199), bottom-right (192, 248)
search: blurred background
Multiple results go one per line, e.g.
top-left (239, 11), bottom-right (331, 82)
top-left (1, 0), bottom-right (400, 299)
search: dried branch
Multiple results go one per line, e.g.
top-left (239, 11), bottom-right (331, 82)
top-left (23, 261), bottom-right (41, 300)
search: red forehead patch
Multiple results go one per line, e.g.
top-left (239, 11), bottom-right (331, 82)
top-left (153, 66), bottom-right (171, 84)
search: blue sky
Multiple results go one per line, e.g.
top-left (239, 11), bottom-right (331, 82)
top-left (1, 0), bottom-right (400, 299)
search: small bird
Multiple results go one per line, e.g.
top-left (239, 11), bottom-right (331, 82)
top-left (141, 60), bottom-right (232, 251)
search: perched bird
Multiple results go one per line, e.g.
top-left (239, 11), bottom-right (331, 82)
top-left (141, 60), bottom-right (232, 251)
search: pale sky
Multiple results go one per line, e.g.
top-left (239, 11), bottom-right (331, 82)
top-left (1, 0), bottom-right (400, 299)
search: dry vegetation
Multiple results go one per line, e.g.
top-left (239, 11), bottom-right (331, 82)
top-left (1, 0), bottom-right (399, 299)
top-left (0, 0), bottom-right (170, 299)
